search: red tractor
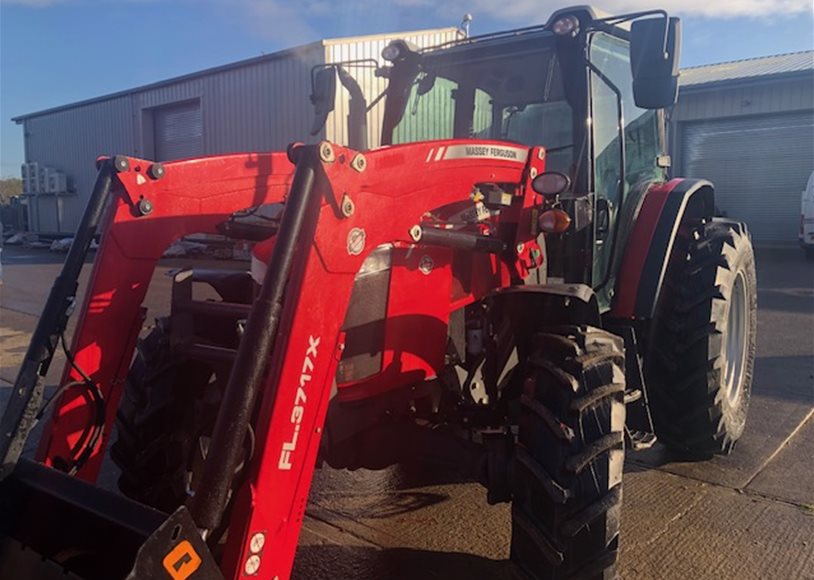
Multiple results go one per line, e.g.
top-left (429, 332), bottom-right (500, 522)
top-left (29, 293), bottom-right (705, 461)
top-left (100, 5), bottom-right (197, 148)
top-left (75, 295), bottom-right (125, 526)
top-left (0, 7), bottom-right (757, 580)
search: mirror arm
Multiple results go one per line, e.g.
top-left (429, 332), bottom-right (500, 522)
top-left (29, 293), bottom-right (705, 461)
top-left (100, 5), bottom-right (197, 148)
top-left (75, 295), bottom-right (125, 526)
top-left (366, 89), bottom-right (388, 113)
top-left (598, 9), bottom-right (670, 55)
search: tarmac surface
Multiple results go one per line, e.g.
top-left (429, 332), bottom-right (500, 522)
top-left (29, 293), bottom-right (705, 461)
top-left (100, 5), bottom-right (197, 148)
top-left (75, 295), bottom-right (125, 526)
top-left (1, 245), bottom-right (812, 579)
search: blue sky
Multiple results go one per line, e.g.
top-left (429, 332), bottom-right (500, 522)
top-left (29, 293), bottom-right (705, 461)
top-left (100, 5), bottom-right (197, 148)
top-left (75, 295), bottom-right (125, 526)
top-left (1, 0), bottom-right (812, 177)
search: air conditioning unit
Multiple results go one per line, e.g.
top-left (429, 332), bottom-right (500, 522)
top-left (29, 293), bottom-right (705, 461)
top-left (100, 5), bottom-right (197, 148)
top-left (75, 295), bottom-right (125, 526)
top-left (21, 165), bottom-right (31, 194)
top-left (48, 171), bottom-right (67, 193)
top-left (37, 165), bottom-right (51, 193)
top-left (25, 163), bottom-right (40, 194)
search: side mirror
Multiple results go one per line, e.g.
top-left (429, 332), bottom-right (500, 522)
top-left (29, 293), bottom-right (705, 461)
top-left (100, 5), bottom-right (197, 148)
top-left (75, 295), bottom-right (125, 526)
top-left (630, 16), bottom-right (681, 109)
top-left (310, 66), bottom-right (337, 136)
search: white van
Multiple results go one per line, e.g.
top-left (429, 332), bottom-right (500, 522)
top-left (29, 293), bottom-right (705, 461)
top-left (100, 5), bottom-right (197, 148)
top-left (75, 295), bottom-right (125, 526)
top-left (802, 170), bottom-right (814, 260)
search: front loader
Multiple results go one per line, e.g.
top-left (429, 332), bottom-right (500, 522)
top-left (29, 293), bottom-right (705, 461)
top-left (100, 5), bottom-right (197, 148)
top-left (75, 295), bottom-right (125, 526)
top-left (0, 6), bottom-right (757, 580)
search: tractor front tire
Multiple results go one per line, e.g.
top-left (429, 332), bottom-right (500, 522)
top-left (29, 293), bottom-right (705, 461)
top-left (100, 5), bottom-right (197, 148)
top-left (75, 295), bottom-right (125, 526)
top-left (646, 220), bottom-right (757, 456)
top-left (111, 318), bottom-right (220, 513)
top-left (511, 326), bottom-right (626, 580)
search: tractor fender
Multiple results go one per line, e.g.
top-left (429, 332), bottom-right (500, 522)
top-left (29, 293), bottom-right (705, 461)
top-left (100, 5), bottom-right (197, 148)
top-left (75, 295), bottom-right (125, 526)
top-left (490, 283), bottom-right (602, 332)
top-left (610, 178), bottom-right (715, 320)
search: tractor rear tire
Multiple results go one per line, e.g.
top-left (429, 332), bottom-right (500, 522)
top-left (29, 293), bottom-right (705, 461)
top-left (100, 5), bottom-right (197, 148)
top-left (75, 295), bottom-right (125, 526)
top-left (646, 220), bottom-right (757, 456)
top-left (111, 318), bottom-right (221, 513)
top-left (510, 326), bottom-right (626, 580)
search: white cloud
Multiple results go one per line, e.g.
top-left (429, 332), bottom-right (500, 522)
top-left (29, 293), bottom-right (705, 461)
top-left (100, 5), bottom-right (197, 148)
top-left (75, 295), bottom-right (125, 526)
top-left (9, 0), bottom-right (809, 18)
top-left (4, 0), bottom-right (809, 33)
top-left (404, 0), bottom-right (813, 22)
top-left (226, 0), bottom-right (320, 43)
top-left (227, 0), bottom-right (813, 42)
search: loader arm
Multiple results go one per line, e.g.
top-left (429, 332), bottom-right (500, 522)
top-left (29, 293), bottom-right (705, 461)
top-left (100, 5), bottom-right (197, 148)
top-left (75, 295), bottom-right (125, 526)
top-left (34, 152), bottom-right (297, 480)
top-left (4, 139), bottom-right (545, 579)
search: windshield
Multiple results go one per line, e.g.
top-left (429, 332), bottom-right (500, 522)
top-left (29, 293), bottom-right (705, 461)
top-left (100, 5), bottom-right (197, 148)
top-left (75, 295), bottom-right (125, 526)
top-left (387, 38), bottom-right (575, 174)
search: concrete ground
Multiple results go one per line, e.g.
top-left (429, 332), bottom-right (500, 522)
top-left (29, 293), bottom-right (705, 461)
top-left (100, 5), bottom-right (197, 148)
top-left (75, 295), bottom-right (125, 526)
top-left (1, 245), bottom-right (812, 579)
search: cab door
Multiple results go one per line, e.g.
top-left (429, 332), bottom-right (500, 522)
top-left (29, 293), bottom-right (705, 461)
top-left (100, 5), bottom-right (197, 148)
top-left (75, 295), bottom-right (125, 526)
top-left (589, 32), bottom-right (664, 308)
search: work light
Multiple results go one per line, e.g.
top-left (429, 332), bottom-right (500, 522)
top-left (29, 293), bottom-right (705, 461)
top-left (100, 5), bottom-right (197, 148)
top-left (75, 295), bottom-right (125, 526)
top-left (381, 39), bottom-right (419, 62)
top-left (382, 42), bottom-right (402, 62)
top-left (552, 15), bottom-right (580, 36)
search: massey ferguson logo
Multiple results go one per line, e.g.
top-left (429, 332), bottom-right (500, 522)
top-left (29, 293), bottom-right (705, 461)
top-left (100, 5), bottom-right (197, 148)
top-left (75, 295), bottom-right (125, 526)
top-left (278, 335), bottom-right (320, 471)
top-left (463, 145), bottom-right (518, 159)
top-left (427, 143), bottom-right (529, 163)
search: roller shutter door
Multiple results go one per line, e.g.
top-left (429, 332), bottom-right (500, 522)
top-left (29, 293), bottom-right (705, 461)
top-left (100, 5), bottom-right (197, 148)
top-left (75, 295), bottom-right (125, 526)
top-left (681, 112), bottom-right (814, 242)
top-left (154, 100), bottom-right (203, 161)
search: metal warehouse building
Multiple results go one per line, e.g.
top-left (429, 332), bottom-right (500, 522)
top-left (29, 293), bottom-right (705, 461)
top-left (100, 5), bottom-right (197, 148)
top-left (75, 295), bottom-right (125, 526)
top-left (12, 27), bottom-right (458, 234)
top-left (13, 36), bottom-right (814, 243)
top-left (672, 51), bottom-right (814, 243)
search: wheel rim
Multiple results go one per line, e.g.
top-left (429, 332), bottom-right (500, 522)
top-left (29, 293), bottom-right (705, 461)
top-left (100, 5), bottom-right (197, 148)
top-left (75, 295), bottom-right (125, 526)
top-left (724, 271), bottom-right (748, 405)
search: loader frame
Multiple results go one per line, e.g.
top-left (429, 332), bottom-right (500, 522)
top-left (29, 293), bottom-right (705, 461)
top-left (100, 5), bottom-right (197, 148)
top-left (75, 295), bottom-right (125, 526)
top-left (2, 139), bottom-right (548, 579)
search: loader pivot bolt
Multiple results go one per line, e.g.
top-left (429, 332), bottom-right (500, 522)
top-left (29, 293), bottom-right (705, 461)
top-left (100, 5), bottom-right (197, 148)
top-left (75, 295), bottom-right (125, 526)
top-left (249, 532), bottom-right (266, 553)
top-left (147, 163), bottom-right (165, 180)
top-left (516, 242), bottom-right (524, 253)
top-left (350, 153), bottom-right (367, 173)
top-left (319, 142), bottom-right (335, 163)
top-left (244, 554), bottom-right (261, 575)
top-left (137, 198), bottom-right (154, 216)
top-left (113, 155), bottom-right (130, 173)
top-left (409, 225), bottom-right (422, 242)
top-left (340, 194), bottom-right (355, 217)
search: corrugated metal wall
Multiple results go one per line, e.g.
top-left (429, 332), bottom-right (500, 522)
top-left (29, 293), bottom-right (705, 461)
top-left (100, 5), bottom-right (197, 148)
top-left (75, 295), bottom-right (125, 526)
top-left (681, 111), bottom-right (814, 242)
top-left (673, 75), bottom-right (814, 243)
top-left (21, 43), bottom-right (325, 233)
top-left (134, 43), bottom-right (324, 159)
top-left (324, 29), bottom-right (459, 149)
top-left (153, 100), bottom-right (204, 161)
top-left (672, 76), bottom-right (814, 174)
top-left (20, 31), bottom-right (457, 234)
top-left (21, 97), bottom-right (135, 233)
top-left (674, 77), bottom-right (814, 122)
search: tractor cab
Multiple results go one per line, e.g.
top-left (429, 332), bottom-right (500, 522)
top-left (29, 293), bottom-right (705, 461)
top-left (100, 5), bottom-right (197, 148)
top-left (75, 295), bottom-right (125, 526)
top-left (315, 6), bottom-right (681, 308)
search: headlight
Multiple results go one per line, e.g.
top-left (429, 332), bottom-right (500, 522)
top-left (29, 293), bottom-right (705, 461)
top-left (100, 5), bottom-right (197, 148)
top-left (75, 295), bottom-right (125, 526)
top-left (356, 244), bottom-right (392, 277)
top-left (532, 171), bottom-right (571, 196)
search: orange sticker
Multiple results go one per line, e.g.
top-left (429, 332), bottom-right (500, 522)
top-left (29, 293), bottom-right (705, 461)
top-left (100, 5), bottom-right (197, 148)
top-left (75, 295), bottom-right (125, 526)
top-left (162, 540), bottom-right (202, 580)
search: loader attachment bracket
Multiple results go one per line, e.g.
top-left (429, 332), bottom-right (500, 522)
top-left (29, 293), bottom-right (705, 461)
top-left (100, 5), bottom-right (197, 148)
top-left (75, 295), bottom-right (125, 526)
top-left (126, 507), bottom-right (223, 580)
top-left (0, 458), bottom-right (224, 580)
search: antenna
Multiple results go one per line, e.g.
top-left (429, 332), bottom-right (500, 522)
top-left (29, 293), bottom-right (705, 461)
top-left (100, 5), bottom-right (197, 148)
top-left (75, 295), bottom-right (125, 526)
top-left (459, 13), bottom-right (473, 38)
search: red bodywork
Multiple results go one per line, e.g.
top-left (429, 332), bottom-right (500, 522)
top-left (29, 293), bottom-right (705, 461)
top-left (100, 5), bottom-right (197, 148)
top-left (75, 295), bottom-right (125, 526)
top-left (610, 178), bottom-right (713, 320)
top-left (610, 179), bottom-right (681, 319)
top-left (35, 140), bottom-right (547, 579)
